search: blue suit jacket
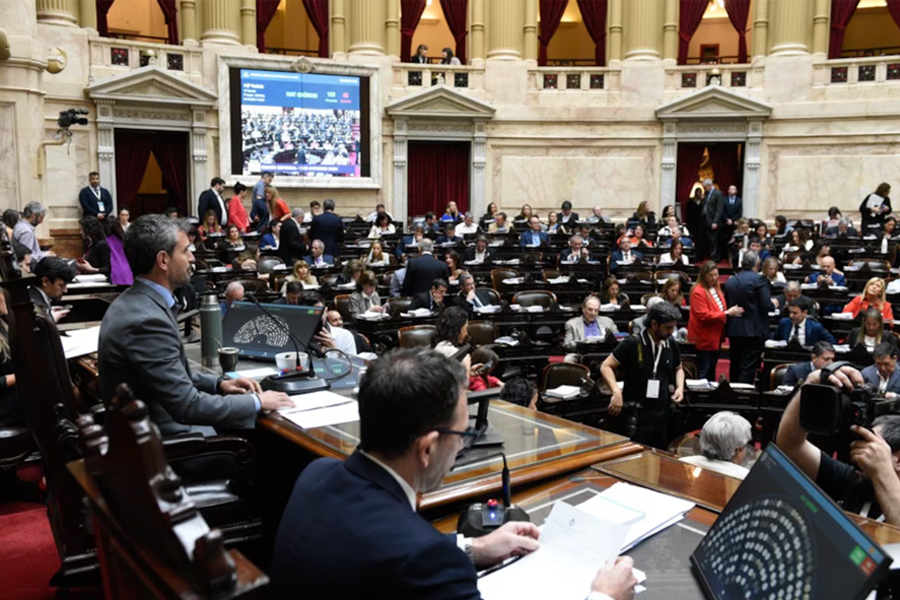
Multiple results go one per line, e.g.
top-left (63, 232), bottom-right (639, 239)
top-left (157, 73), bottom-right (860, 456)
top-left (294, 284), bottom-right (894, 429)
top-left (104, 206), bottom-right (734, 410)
top-left (862, 365), bottom-right (900, 394)
top-left (783, 361), bottom-right (813, 387)
top-left (723, 269), bottom-right (775, 338)
top-left (808, 271), bottom-right (846, 287)
top-left (774, 318), bottom-right (837, 345)
top-left (609, 249), bottom-right (643, 273)
top-left (270, 451), bottom-right (480, 599)
top-left (79, 186), bottom-right (113, 218)
top-left (520, 230), bottom-right (549, 247)
top-left (309, 212), bottom-right (346, 257)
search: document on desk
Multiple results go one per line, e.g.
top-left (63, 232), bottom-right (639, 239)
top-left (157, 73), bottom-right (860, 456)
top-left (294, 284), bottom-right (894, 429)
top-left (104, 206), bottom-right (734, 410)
top-left (277, 393), bottom-right (359, 429)
top-left (60, 326), bottom-right (101, 359)
top-left (478, 501), bottom-right (639, 600)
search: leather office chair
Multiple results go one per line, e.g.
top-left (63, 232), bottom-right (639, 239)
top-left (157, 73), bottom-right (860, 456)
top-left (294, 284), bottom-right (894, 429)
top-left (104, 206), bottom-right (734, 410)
top-left (540, 362), bottom-right (590, 393)
top-left (386, 296), bottom-right (414, 316)
top-left (334, 294), bottom-right (352, 323)
top-left (512, 290), bottom-right (557, 309)
top-left (655, 270), bottom-right (690, 287)
top-left (542, 269), bottom-right (562, 281)
top-left (681, 358), bottom-right (699, 380)
top-left (640, 293), bottom-right (657, 306)
top-left (623, 270), bottom-right (654, 283)
top-left (232, 278), bottom-right (268, 296)
top-left (468, 321), bottom-right (499, 346)
top-left (490, 268), bottom-right (521, 291)
top-left (0, 426), bottom-right (37, 470)
top-left (257, 256), bottom-right (284, 274)
top-left (475, 288), bottom-right (501, 306)
top-left (770, 363), bottom-right (793, 390)
top-left (355, 238), bottom-right (375, 249)
top-left (398, 325), bottom-right (438, 348)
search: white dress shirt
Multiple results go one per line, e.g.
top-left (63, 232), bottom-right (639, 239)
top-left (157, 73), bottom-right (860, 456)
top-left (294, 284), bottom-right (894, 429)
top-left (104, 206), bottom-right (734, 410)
top-left (790, 318), bottom-right (806, 345)
top-left (213, 188), bottom-right (228, 226)
top-left (358, 450), bottom-right (417, 510)
top-left (456, 222), bottom-right (479, 235)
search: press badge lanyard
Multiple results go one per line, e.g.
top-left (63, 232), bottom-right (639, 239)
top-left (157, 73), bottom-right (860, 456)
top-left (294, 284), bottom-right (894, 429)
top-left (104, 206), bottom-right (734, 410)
top-left (642, 331), bottom-right (664, 399)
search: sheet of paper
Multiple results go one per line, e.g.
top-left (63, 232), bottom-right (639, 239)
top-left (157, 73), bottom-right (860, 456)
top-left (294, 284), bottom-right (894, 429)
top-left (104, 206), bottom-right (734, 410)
top-left (478, 501), bottom-right (631, 600)
top-left (280, 390), bottom-right (354, 413)
top-left (66, 281), bottom-right (114, 289)
top-left (278, 400), bottom-right (359, 429)
top-left (60, 326), bottom-right (101, 359)
top-left (225, 367), bottom-right (279, 380)
top-left (73, 274), bottom-right (107, 283)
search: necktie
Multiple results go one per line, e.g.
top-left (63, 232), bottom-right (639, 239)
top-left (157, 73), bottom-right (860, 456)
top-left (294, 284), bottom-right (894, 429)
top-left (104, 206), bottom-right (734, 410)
top-left (473, 295), bottom-right (483, 308)
top-left (791, 324), bottom-right (800, 344)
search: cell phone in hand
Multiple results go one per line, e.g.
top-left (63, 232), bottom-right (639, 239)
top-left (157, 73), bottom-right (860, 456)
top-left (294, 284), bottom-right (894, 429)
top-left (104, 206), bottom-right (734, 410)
top-left (57, 305), bottom-right (73, 311)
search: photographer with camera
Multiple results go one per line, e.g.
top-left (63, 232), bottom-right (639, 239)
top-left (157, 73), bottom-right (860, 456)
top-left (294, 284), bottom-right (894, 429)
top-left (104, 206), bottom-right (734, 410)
top-left (776, 363), bottom-right (900, 524)
top-left (600, 302), bottom-right (684, 450)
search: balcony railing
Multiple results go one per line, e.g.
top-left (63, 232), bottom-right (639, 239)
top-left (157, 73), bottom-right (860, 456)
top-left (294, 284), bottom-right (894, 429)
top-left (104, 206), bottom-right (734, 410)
top-left (664, 63), bottom-right (762, 90)
top-left (392, 64), bottom-right (486, 95)
top-left (89, 37), bottom-right (203, 81)
top-left (840, 46), bottom-right (900, 59)
top-left (264, 47), bottom-right (318, 57)
top-left (816, 55), bottom-right (900, 85)
top-left (527, 66), bottom-right (620, 92)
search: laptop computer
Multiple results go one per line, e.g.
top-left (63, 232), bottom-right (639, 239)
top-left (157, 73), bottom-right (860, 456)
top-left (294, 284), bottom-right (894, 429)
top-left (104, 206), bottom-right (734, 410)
top-left (222, 301), bottom-right (323, 360)
top-left (691, 443), bottom-right (892, 600)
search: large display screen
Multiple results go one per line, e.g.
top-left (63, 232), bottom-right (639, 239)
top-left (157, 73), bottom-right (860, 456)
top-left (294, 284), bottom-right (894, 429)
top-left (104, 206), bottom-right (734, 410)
top-left (230, 69), bottom-right (369, 178)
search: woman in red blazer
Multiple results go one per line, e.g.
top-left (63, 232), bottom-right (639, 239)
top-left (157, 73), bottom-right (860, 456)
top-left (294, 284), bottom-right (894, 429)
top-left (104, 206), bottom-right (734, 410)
top-left (688, 261), bottom-right (745, 381)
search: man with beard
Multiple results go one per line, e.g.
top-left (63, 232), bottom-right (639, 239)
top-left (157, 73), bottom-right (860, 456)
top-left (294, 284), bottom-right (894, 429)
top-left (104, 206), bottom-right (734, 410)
top-left (270, 348), bottom-right (639, 600)
top-left (600, 302), bottom-right (685, 450)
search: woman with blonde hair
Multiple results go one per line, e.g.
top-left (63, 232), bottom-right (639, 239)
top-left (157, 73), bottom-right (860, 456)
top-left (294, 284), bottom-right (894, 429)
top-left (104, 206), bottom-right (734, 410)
top-left (198, 209), bottom-right (222, 241)
top-left (843, 276), bottom-right (893, 322)
top-left (363, 241), bottom-right (387, 265)
top-left (659, 278), bottom-right (686, 307)
top-left (762, 257), bottom-right (786, 284)
top-left (689, 261), bottom-right (744, 380)
top-left (282, 259), bottom-right (318, 294)
top-left (632, 200), bottom-right (656, 226)
top-left (265, 186), bottom-right (290, 222)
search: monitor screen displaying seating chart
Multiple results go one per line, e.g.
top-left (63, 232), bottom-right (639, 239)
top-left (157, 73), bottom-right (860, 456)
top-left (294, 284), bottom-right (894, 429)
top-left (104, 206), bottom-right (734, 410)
top-left (691, 443), bottom-right (891, 600)
top-left (222, 302), bottom-right (324, 359)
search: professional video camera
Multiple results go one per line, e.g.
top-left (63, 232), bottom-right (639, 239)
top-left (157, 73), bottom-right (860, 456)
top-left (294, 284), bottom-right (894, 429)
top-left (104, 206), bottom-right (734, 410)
top-left (58, 108), bottom-right (88, 129)
top-left (800, 361), bottom-right (900, 435)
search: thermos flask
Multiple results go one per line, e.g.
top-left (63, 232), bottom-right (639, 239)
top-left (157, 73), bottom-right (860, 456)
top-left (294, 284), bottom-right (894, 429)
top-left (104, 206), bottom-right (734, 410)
top-left (200, 292), bottom-right (223, 368)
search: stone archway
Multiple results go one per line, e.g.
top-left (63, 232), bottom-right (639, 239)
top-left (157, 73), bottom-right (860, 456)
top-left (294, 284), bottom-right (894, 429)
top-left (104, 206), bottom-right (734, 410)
top-left (655, 84), bottom-right (773, 218)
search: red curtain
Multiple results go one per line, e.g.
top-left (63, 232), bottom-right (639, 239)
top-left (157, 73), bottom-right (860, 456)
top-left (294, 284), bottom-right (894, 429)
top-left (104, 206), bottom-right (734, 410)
top-left (676, 143), bottom-right (707, 218)
top-left (439, 0), bottom-right (469, 64)
top-left (708, 143), bottom-right (742, 196)
top-left (401, 0), bottom-right (428, 62)
top-left (888, 0), bottom-right (900, 29)
top-left (678, 0), bottom-right (709, 65)
top-left (152, 132), bottom-right (189, 217)
top-left (156, 0), bottom-right (178, 45)
top-left (724, 0), bottom-right (750, 63)
top-left (577, 0), bottom-right (608, 66)
top-left (114, 131), bottom-right (154, 215)
top-left (97, 0), bottom-right (115, 37)
top-left (407, 141), bottom-right (470, 218)
top-left (301, 0), bottom-right (329, 58)
top-left (539, 0), bottom-right (569, 66)
top-left (829, 0), bottom-right (861, 59)
top-left (257, 0), bottom-right (281, 53)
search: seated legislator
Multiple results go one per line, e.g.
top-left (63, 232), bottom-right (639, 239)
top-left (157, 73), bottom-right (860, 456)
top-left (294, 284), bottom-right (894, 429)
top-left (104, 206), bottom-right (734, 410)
top-left (456, 212), bottom-right (480, 235)
top-left (862, 342), bottom-right (900, 397)
top-left (807, 256), bottom-right (845, 287)
top-left (452, 274), bottom-right (493, 318)
top-left (847, 307), bottom-right (900, 353)
top-left (396, 224), bottom-right (426, 260)
top-left (410, 278), bottom-right (450, 314)
top-left (273, 281), bottom-right (303, 305)
top-left (269, 349), bottom-right (638, 599)
top-left (658, 239), bottom-right (689, 266)
top-left (468, 346), bottom-right (503, 391)
top-left (349, 270), bottom-right (384, 317)
top-left (301, 291), bottom-right (358, 357)
top-left (520, 216), bottom-right (549, 248)
top-left (772, 281), bottom-right (818, 318)
top-left (632, 296), bottom-right (665, 335)
top-left (563, 294), bottom-right (618, 350)
top-left (30, 256), bottom-right (75, 323)
top-left (783, 341), bottom-right (835, 387)
top-left (557, 200), bottom-right (579, 225)
top-left (326, 309), bottom-right (373, 355)
top-left (463, 235), bottom-right (496, 264)
top-left (435, 223), bottom-right (463, 246)
top-left (679, 411), bottom-right (752, 480)
top-left (219, 281), bottom-right (244, 317)
top-left (843, 276), bottom-right (894, 322)
top-left (433, 307), bottom-right (469, 358)
top-left (600, 276), bottom-right (629, 307)
top-left (97, 215), bottom-right (293, 436)
top-left (303, 240), bottom-right (335, 267)
top-left (773, 298), bottom-right (836, 345)
top-left (559, 235), bottom-right (590, 264)
top-left (487, 212), bottom-right (515, 235)
top-left (609, 237), bottom-right (643, 273)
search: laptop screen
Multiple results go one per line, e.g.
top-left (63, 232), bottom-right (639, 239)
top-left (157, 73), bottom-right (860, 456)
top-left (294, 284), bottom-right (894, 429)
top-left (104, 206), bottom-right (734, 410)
top-left (222, 302), bottom-right (323, 359)
top-left (691, 443), bottom-right (892, 600)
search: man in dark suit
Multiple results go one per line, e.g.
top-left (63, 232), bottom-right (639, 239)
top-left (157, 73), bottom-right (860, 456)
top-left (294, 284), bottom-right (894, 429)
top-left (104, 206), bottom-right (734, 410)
top-left (435, 223), bottom-right (463, 245)
top-left (78, 171), bottom-right (113, 221)
top-left (723, 250), bottom-right (776, 384)
top-left (269, 348), bottom-right (638, 599)
top-left (402, 239), bottom-right (451, 297)
top-left (452, 274), bottom-right (493, 318)
top-left (608, 236), bottom-right (643, 273)
top-left (303, 240), bottom-right (335, 267)
top-left (862, 342), bottom-right (900, 396)
top-left (720, 184), bottom-right (742, 257)
top-left (98, 215), bottom-right (293, 436)
top-left (557, 200), bottom-right (579, 225)
top-left (197, 177), bottom-right (228, 226)
top-left (278, 208), bottom-right (307, 267)
top-left (463, 236), bottom-right (496, 263)
top-left (773, 298), bottom-right (837, 346)
top-left (560, 234), bottom-right (592, 264)
top-left (520, 216), bottom-right (550, 248)
top-left (308, 198), bottom-right (345, 257)
top-left (783, 341), bottom-right (835, 387)
top-left (700, 178), bottom-right (725, 261)
top-left (773, 281), bottom-right (818, 318)
top-left (273, 281), bottom-right (303, 305)
top-left (30, 256), bottom-right (75, 322)
top-left (410, 278), bottom-right (449, 312)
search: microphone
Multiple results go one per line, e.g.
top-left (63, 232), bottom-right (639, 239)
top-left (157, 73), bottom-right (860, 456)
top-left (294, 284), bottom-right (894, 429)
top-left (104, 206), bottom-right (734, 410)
top-left (455, 451), bottom-right (530, 537)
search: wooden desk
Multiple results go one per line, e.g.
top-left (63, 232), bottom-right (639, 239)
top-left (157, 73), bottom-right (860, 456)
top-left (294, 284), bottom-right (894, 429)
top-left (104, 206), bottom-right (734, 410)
top-left (258, 400), bottom-right (642, 512)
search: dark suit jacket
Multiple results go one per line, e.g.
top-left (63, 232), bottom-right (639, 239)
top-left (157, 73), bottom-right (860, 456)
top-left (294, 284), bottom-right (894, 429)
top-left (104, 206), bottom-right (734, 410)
top-left (861, 194), bottom-right (892, 231)
top-left (609, 249), bottom-right (643, 273)
top-left (520, 230), bottom-right (549, 247)
top-left (701, 188), bottom-right (725, 227)
top-left (97, 279), bottom-right (256, 436)
top-left (197, 189), bottom-right (227, 225)
top-left (303, 254), bottom-right (335, 266)
top-left (774, 293), bottom-right (818, 318)
top-left (847, 328), bottom-right (900, 351)
top-left (402, 254), bottom-right (451, 297)
top-left (278, 218), bottom-right (307, 266)
top-left (410, 290), bottom-right (444, 312)
top-left (435, 235), bottom-right (463, 245)
top-left (723, 270), bottom-right (775, 338)
top-left (556, 212), bottom-right (579, 224)
top-left (774, 317), bottom-right (837, 345)
top-left (783, 361), bottom-right (813, 387)
top-left (309, 212), bottom-right (345, 256)
top-left (463, 246), bottom-right (496, 263)
top-left (722, 195), bottom-right (743, 222)
top-left (28, 286), bottom-right (51, 313)
top-left (79, 186), bottom-right (113, 218)
top-left (269, 451), bottom-right (480, 598)
top-left (452, 290), bottom-right (494, 318)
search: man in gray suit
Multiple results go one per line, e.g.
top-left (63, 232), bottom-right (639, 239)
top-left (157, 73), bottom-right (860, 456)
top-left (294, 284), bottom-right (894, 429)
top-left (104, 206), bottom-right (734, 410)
top-left (862, 342), bottom-right (900, 397)
top-left (700, 178), bottom-right (725, 261)
top-left (563, 294), bottom-right (618, 350)
top-left (98, 215), bottom-right (293, 436)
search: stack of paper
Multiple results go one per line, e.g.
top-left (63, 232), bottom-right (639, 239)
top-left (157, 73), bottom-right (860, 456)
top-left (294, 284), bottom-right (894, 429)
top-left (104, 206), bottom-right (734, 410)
top-left (545, 385), bottom-right (581, 400)
top-left (401, 308), bottom-right (433, 318)
top-left (765, 340), bottom-right (788, 348)
top-left (729, 382), bottom-right (757, 390)
top-left (357, 310), bottom-right (389, 320)
top-left (685, 378), bottom-right (712, 390)
top-left (73, 274), bottom-right (107, 283)
top-left (831, 312), bottom-right (855, 320)
top-left (60, 326), bottom-right (101, 359)
top-left (225, 366), bottom-right (279, 380)
top-left (474, 305), bottom-right (502, 314)
top-left (599, 304), bottom-right (620, 312)
top-left (277, 391), bottom-right (359, 429)
top-left (547, 276), bottom-right (570, 285)
top-left (493, 336), bottom-right (519, 346)
top-left (502, 277), bottom-right (526, 285)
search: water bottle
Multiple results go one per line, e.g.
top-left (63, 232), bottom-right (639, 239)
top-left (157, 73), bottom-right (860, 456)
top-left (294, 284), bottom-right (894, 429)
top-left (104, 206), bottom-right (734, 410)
top-left (200, 292), bottom-right (223, 368)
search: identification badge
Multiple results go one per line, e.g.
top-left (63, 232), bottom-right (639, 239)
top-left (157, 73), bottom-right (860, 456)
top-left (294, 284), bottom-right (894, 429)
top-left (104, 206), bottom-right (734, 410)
top-left (97, 201), bottom-right (105, 212)
top-left (646, 380), bottom-right (660, 399)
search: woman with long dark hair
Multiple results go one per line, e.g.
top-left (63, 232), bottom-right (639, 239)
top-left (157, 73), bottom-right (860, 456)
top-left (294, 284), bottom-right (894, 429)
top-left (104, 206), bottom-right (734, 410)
top-left (76, 215), bottom-right (111, 276)
top-left (433, 306), bottom-right (469, 357)
top-left (861, 182), bottom-right (892, 233)
top-left (440, 47), bottom-right (461, 65)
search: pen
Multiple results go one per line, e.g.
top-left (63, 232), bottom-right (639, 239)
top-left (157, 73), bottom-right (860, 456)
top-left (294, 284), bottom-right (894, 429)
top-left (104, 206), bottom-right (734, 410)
top-left (280, 400), bottom-right (355, 415)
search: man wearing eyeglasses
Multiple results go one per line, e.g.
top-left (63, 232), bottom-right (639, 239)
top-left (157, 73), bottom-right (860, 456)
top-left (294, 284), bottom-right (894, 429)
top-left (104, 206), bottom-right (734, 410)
top-left (270, 348), bottom-right (638, 600)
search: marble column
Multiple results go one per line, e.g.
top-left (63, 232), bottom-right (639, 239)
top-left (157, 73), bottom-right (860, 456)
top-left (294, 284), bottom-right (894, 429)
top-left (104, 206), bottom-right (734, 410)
top-left (36, 0), bottom-right (78, 26)
top-left (78, 0), bottom-right (96, 31)
top-left (330, 0), bottom-right (347, 57)
top-left (523, 0), bottom-right (537, 62)
top-left (752, 0), bottom-right (769, 59)
top-left (392, 118), bottom-right (408, 230)
top-left (180, 0), bottom-right (198, 43)
top-left (623, 0), bottom-right (663, 60)
top-left (607, 0), bottom-right (623, 64)
top-left (660, 121), bottom-right (677, 211)
top-left (472, 120), bottom-right (488, 219)
top-left (200, 0), bottom-right (241, 46)
top-left (769, 0), bottom-right (813, 55)
top-left (348, 0), bottom-right (386, 56)
top-left (487, 0), bottom-right (524, 60)
top-left (385, 0), bottom-right (400, 60)
top-left (812, 0), bottom-right (829, 55)
top-left (240, 0), bottom-right (256, 47)
top-left (471, 0), bottom-right (486, 64)
top-left (662, 0), bottom-right (678, 62)
top-left (742, 119), bottom-right (764, 218)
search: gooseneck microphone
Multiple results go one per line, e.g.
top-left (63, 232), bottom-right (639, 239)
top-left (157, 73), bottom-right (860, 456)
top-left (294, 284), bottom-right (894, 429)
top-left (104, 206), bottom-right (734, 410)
top-left (244, 292), bottom-right (306, 366)
top-left (456, 451), bottom-right (530, 537)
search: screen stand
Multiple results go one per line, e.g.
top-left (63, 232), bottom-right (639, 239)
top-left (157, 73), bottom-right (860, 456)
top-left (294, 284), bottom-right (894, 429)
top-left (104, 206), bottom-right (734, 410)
top-left (261, 370), bottom-right (330, 394)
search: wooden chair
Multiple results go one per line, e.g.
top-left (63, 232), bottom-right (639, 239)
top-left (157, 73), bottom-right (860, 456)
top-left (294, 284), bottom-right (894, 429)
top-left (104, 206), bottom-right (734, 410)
top-left (334, 294), bottom-right (352, 323)
top-left (770, 363), bottom-right (793, 390)
top-left (70, 386), bottom-right (267, 600)
top-left (540, 362), bottom-right (590, 393)
top-left (490, 268), bottom-right (521, 291)
top-left (681, 358), bottom-right (699, 380)
top-left (468, 321), bottom-right (499, 346)
top-left (512, 290), bottom-right (557, 309)
top-left (398, 325), bottom-right (438, 348)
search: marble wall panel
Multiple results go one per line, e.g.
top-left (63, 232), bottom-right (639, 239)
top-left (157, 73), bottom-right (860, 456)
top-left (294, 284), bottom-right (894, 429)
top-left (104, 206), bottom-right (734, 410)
top-left (0, 103), bottom-right (19, 210)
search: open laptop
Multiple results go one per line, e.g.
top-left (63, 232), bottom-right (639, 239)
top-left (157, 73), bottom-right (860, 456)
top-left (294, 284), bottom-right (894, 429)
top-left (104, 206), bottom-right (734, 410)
top-left (691, 443), bottom-right (892, 600)
top-left (222, 301), bottom-right (323, 360)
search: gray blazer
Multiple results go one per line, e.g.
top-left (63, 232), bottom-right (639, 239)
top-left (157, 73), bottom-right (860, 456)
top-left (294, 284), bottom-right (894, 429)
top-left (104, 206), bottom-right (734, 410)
top-left (349, 290), bottom-right (381, 317)
top-left (862, 364), bottom-right (900, 395)
top-left (98, 279), bottom-right (257, 436)
top-left (563, 315), bottom-right (618, 349)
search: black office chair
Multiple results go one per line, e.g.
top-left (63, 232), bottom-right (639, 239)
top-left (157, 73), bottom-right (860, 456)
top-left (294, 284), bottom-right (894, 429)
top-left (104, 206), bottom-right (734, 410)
top-left (770, 363), bottom-right (793, 391)
top-left (540, 362), bottom-right (590, 393)
top-left (512, 290), bottom-right (557, 310)
top-left (468, 321), bottom-right (499, 345)
top-left (398, 325), bottom-right (438, 348)
top-left (257, 256), bottom-right (285, 274)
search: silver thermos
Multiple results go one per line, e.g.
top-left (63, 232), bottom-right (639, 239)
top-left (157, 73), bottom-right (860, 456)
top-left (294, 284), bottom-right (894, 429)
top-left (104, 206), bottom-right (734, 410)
top-left (200, 292), bottom-right (223, 368)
